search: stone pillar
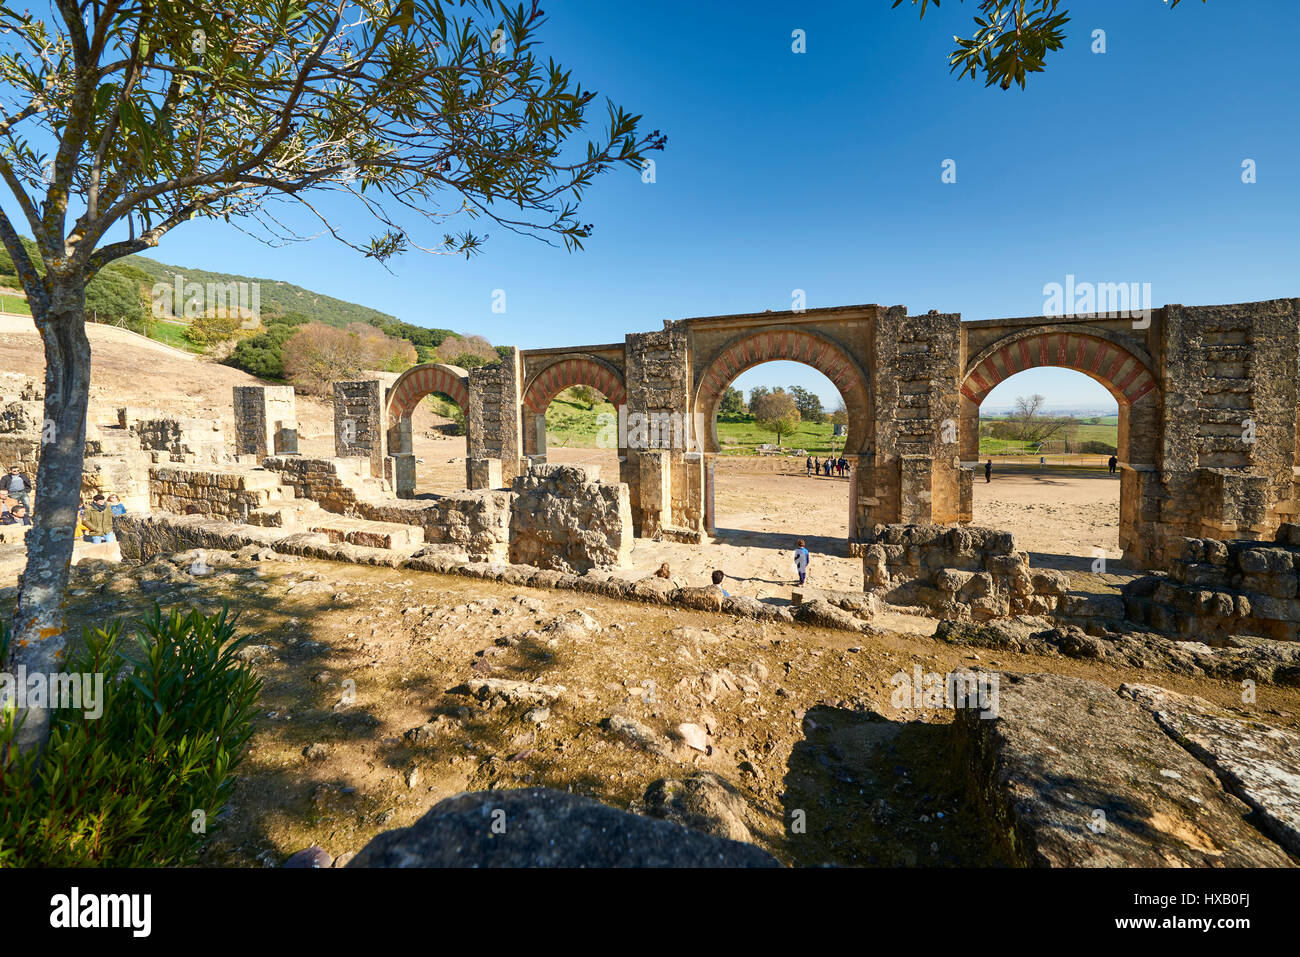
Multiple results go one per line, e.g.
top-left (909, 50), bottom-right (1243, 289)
top-left (467, 457), bottom-right (504, 490)
top-left (637, 448), bottom-right (672, 538)
top-left (870, 307), bottom-right (964, 527)
top-left (703, 453), bottom-right (717, 535)
top-left (334, 379), bottom-right (387, 478)
top-left (623, 323), bottom-right (697, 536)
top-left (392, 453), bottom-right (416, 498)
top-left (233, 385), bottom-right (296, 459)
top-left (467, 347), bottom-right (525, 485)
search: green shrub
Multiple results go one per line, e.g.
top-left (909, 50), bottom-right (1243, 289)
top-left (1078, 440), bottom-right (1118, 455)
top-left (0, 606), bottom-right (261, 867)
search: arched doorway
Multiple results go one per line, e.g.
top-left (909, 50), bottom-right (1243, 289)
top-left (521, 354), bottom-right (628, 469)
top-left (959, 328), bottom-right (1159, 564)
top-left (386, 363), bottom-right (471, 496)
top-left (694, 327), bottom-right (871, 544)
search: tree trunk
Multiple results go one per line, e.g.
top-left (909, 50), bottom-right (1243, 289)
top-left (5, 279), bottom-right (91, 755)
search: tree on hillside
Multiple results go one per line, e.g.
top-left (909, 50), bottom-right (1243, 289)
top-left (748, 385), bottom-right (772, 409)
top-left (568, 385), bottom-right (601, 410)
top-left (282, 322), bottom-right (415, 395)
top-left (0, 0), bottom-right (663, 754)
top-left (830, 402), bottom-right (848, 427)
top-left (1010, 393), bottom-right (1072, 446)
top-left (752, 389), bottom-right (801, 447)
top-left (719, 386), bottom-right (746, 415)
top-left (788, 385), bottom-right (826, 423)
top-left (896, 0), bottom-right (1200, 90)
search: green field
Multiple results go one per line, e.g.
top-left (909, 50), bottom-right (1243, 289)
top-left (539, 390), bottom-right (848, 454)
top-left (148, 320), bottom-right (206, 353)
top-left (533, 390), bottom-right (1121, 458)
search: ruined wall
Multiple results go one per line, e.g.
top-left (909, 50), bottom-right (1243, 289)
top-left (870, 308), bottom-right (965, 529)
top-left (622, 323), bottom-right (698, 537)
top-left (362, 491), bottom-right (514, 561)
top-left (509, 464), bottom-right (633, 572)
top-left (234, 384), bottom-right (297, 458)
top-left (1150, 299), bottom-right (1300, 565)
top-left (263, 456), bottom-right (365, 514)
top-left (466, 348), bottom-right (524, 488)
top-left (1123, 524), bottom-right (1300, 643)
top-left (131, 416), bottom-right (226, 463)
top-left (149, 465), bottom-right (287, 518)
top-left (860, 524), bottom-right (1069, 620)
top-left (333, 379), bottom-right (387, 477)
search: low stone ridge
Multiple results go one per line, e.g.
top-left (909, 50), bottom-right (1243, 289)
top-left (1119, 683), bottom-right (1300, 857)
top-left (935, 618), bottom-right (1300, 686)
top-left (1123, 526), bottom-right (1300, 643)
top-left (346, 787), bottom-right (780, 867)
top-left (862, 523), bottom-right (1069, 621)
top-left (953, 672), bottom-right (1294, 867)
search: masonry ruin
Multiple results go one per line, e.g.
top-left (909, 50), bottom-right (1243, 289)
top-left (315, 297), bottom-right (1299, 572)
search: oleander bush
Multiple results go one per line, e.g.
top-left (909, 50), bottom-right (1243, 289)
top-left (0, 606), bottom-right (261, 866)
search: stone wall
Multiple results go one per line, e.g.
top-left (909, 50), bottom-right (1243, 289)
top-left (509, 464), bottom-right (633, 572)
top-left (263, 456), bottom-right (364, 513)
top-left (870, 308), bottom-right (966, 528)
top-left (466, 348), bottom-right (524, 487)
top-left (149, 465), bottom-right (287, 518)
top-left (860, 523), bottom-right (1069, 620)
top-left (234, 384), bottom-right (297, 458)
top-left (1147, 300), bottom-right (1300, 564)
top-left (622, 324), bottom-right (695, 537)
top-left (0, 398), bottom-right (40, 469)
top-left (361, 492), bottom-right (513, 561)
top-left (1123, 524), bottom-right (1300, 643)
top-left (333, 379), bottom-right (387, 477)
top-left (131, 416), bottom-right (226, 463)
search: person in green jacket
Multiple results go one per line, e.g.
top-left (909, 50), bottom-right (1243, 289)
top-left (83, 493), bottom-right (116, 543)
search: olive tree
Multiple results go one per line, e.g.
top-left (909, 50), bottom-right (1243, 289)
top-left (0, 0), bottom-right (662, 754)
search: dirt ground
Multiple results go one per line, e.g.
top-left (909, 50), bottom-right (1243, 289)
top-left (413, 445), bottom-right (1129, 606)
top-left (23, 553), bottom-right (1300, 869)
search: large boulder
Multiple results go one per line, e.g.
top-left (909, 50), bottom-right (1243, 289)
top-left (954, 672), bottom-right (1294, 867)
top-left (347, 788), bottom-right (780, 867)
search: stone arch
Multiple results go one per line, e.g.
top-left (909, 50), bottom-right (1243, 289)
top-left (958, 326), bottom-right (1161, 561)
top-left (694, 327), bottom-right (871, 455)
top-left (385, 364), bottom-right (471, 497)
top-left (522, 354), bottom-right (627, 414)
top-left (961, 327), bottom-right (1157, 407)
top-left (387, 362), bottom-right (471, 422)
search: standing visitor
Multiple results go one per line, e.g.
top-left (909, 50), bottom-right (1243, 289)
top-left (806, 455), bottom-right (813, 477)
top-left (985, 459), bottom-right (992, 483)
top-left (1108, 455), bottom-right (1118, 475)
top-left (793, 539), bottom-right (811, 586)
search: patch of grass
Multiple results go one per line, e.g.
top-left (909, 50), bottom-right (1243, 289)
top-left (148, 320), bottom-right (205, 353)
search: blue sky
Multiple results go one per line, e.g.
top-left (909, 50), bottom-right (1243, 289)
top-left (24, 0), bottom-right (1300, 411)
